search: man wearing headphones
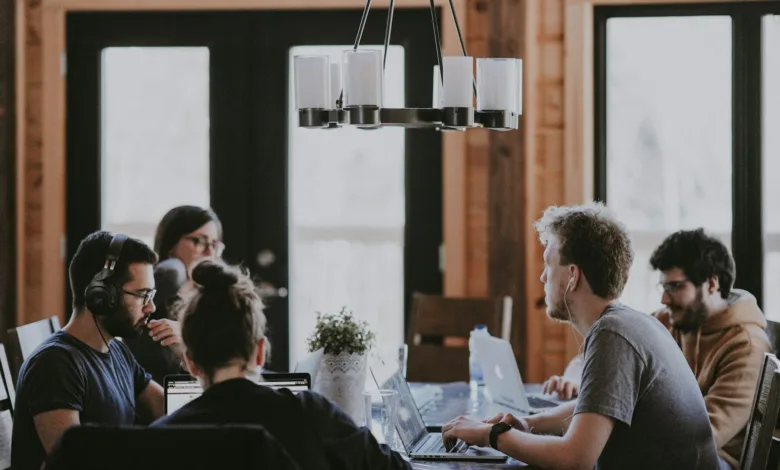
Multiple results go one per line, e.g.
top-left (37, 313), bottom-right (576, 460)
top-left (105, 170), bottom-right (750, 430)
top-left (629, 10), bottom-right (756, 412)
top-left (12, 231), bottom-right (180, 470)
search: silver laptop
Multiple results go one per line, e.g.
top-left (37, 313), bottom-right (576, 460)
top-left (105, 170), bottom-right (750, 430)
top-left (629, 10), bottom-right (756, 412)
top-left (369, 354), bottom-right (507, 462)
top-left (474, 335), bottom-right (559, 414)
top-left (293, 348), bottom-right (324, 387)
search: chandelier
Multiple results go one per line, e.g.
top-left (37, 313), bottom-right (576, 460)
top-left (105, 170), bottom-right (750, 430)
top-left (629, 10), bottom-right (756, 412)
top-left (292, 0), bottom-right (523, 131)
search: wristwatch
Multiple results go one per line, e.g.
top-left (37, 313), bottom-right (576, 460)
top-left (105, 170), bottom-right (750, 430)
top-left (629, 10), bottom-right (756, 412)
top-left (489, 422), bottom-right (512, 450)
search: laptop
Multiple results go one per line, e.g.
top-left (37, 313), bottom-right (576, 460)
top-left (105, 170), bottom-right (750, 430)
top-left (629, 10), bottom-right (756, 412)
top-left (369, 354), bottom-right (507, 462)
top-left (164, 373), bottom-right (312, 415)
top-left (473, 335), bottom-right (560, 414)
top-left (293, 348), bottom-right (324, 387)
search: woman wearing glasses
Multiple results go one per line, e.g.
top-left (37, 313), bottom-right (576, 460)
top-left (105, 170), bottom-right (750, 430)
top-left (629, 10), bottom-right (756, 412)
top-left (126, 205), bottom-right (225, 386)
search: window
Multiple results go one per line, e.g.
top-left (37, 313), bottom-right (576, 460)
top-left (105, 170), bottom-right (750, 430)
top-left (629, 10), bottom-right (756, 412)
top-left (602, 16), bottom-right (732, 313)
top-left (763, 15), bottom-right (780, 319)
top-left (596, 4), bottom-right (779, 316)
top-left (287, 45), bottom-right (406, 366)
top-left (101, 47), bottom-right (210, 247)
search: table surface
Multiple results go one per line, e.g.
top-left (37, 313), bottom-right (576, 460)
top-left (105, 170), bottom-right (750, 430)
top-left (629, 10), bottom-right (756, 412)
top-left (403, 382), bottom-right (564, 469)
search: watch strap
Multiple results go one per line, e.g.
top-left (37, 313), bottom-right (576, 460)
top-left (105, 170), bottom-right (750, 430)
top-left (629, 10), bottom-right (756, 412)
top-left (489, 422), bottom-right (512, 450)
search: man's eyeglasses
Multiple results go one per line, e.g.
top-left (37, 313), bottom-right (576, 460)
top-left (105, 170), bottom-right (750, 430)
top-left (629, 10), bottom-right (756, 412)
top-left (657, 280), bottom-right (691, 295)
top-left (122, 289), bottom-right (157, 306)
top-left (184, 236), bottom-right (225, 256)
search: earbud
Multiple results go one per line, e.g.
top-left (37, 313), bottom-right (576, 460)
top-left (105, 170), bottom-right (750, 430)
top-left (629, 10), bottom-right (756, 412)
top-left (567, 277), bottom-right (574, 288)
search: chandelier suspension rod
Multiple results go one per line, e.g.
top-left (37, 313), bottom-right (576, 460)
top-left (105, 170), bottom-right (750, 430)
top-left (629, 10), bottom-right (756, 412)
top-left (383, 0), bottom-right (396, 70)
top-left (428, 0), bottom-right (445, 84)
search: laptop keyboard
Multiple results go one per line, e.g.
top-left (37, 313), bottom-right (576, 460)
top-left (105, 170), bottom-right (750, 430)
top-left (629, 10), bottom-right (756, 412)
top-left (528, 395), bottom-right (558, 409)
top-left (419, 435), bottom-right (468, 454)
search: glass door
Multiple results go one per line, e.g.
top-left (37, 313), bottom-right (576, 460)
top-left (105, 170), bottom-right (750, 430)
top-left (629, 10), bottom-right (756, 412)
top-left (66, 9), bottom-right (443, 371)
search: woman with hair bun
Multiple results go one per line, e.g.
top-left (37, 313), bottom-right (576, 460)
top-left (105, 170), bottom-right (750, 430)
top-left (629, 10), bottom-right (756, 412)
top-left (152, 259), bottom-right (410, 470)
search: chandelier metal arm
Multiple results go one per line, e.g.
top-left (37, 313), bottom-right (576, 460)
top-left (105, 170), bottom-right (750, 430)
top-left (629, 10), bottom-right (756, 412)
top-left (428, 0), bottom-right (445, 82)
top-left (383, 0), bottom-right (395, 70)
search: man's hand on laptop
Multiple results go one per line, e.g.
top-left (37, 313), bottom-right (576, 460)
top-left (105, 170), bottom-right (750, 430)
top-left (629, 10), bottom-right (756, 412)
top-left (442, 416), bottom-right (492, 448)
top-left (484, 413), bottom-right (530, 432)
top-left (542, 375), bottom-right (580, 400)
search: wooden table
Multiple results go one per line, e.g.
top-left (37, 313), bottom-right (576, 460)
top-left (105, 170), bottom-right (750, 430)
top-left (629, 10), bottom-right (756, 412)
top-left (402, 382), bottom-right (561, 469)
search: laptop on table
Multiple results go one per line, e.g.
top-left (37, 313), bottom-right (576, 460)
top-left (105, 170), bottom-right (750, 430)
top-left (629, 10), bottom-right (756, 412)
top-left (293, 348), bottom-right (324, 387)
top-left (369, 354), bottom-right (507, 462)
top-left (164, 373), bottom-right (312, 415)
top-left (474, 335), bottom-right (560, 414)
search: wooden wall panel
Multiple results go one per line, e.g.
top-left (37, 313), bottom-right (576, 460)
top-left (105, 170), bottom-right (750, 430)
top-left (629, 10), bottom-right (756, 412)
top-left (20, 0), bottom-right (44, 327)
top-left (463, 0), bottom-right (569, 382)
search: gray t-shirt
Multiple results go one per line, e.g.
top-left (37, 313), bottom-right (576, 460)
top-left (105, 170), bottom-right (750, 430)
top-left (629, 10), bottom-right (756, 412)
top-left (576, 303), bottom-right (719, 470)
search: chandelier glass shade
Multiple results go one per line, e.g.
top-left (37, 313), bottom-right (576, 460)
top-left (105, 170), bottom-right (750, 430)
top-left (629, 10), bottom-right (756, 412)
top-left (292, 0), bottom-right (523, 132)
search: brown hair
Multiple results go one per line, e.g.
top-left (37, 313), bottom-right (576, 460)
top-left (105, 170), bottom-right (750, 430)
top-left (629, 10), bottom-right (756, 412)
top-left (172, 259), bottom-right (266, 380)
top-left (534, 202), bottom-right (633, 299)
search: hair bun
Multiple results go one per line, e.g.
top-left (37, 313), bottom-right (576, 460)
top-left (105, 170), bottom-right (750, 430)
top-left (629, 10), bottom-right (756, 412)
top-left (191, 259), bottom-right (239, 290)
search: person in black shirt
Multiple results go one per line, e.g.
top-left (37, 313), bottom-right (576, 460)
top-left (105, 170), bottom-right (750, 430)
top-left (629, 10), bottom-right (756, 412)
top-left (152, 259), bottom-right (410, 470)
top-left (126, 205), bottom-right (224, 385)
top-left (12, 231), bottom-right (183, 470)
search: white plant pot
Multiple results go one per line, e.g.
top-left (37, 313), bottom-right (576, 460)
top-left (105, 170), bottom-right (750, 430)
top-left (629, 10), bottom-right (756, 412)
top-left (314, 352), bottom-right (368, 423)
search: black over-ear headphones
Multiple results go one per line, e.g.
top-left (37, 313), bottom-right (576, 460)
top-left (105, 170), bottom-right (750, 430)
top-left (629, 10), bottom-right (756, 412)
top-left (84, 234), bottom-right (128, 316)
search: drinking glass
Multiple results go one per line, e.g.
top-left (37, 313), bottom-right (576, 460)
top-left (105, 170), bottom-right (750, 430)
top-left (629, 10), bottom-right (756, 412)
top-left (363, 389), bottom-right (399, 447)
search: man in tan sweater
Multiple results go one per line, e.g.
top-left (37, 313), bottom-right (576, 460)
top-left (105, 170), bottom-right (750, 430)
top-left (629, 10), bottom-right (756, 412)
top-left (543, 228), bottom-right (770, 469)
top-left (649, 229), bottom-right (770, 469)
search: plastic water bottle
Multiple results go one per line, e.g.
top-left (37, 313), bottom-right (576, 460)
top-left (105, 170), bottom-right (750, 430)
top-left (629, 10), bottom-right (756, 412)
top-left (469, 324), bottom-right (489, 388)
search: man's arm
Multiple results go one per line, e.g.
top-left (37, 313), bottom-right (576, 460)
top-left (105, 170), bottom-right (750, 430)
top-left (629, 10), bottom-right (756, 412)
top-left (300, 391), bottom-right (411, 470)
top-left (137, 381), bottom-right (165, 419)
top-left (525, 401), bottom-right (578, 436)
top-left (33, 410), bottom-right (80, 454)
top-left (443, 411), bottom-right (614, 470)
top-left (704, 333), bottom-right (769, 447)
top-left (499, 412), bottom-right (614, 470)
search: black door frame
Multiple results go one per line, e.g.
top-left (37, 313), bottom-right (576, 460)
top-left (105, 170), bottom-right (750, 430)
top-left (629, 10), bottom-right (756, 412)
top-left (594, 2), bottom-right (780, 310)
top-left (66, 9), bottom-right (443, 370)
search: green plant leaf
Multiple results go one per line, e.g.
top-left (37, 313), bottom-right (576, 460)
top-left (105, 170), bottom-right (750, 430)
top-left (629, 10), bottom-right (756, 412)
top-left (306, 306), bottom-right (376, 356)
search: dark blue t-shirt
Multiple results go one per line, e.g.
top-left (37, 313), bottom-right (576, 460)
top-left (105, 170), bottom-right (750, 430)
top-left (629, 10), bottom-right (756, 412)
top-left (11, 330), bottom-right (151, 470)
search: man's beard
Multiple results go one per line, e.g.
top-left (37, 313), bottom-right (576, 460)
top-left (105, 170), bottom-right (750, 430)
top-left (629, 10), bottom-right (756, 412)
top-left (102, 303), bottom-right (145, 339)
top-left (547, 295), bottom-right (571, 322)
top-left (670, 288), bottom-right (709, 332)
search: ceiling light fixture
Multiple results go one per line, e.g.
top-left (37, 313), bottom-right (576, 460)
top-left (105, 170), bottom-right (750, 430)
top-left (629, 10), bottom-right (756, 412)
top-left (293, 0), bottom-right (523, 131)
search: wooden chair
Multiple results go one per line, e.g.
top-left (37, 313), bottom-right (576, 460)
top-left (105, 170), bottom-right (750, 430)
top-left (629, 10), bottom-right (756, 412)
top-left (7, 316), bottom-right (62, 385)
top-left (405, 293), bottom-right (512, 383)
top-left (741, 353), bottom-right (780, 470)
top-left (0, 344), bottom-right (16, 470)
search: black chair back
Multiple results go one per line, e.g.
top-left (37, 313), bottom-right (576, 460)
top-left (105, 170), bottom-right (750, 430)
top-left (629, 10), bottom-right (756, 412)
top-left (46, 424), bottom-right (300, 470)
top-left (741, 353), bottom-right (780, 470)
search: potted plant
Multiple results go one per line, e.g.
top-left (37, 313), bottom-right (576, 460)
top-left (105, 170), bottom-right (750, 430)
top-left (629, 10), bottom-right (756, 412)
top-left (307, 307), bottom-right (375, 422)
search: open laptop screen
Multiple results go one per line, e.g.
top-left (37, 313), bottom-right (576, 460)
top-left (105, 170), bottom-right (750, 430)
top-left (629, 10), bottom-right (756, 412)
top-left (164, 373), bottom-right (311, 414)
top-left (369, 355), bottom-right (428, 451)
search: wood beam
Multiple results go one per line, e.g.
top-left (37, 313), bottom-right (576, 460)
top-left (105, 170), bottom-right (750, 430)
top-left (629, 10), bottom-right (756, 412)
top-left (486, 0), bottom-right (533, 377)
